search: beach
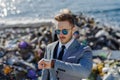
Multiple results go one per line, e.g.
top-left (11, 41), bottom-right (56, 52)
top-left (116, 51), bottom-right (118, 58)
top-left (0, 12), bottom-right (120, 79)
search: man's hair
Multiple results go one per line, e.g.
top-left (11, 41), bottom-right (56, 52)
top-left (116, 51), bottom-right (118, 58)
top-left (54, 13), bottom-right (74, 25)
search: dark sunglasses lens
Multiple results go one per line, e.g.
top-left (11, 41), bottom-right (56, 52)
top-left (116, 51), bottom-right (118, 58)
top-left (55, 30), bottom-right (60, 34)
top-left (55, 29), bottom-right (68, 35)
top-left (62, 29), bottom-right (68, 35)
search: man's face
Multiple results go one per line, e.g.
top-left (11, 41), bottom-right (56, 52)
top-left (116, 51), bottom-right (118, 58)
top-left (55, 21), bottom-right (74, 44)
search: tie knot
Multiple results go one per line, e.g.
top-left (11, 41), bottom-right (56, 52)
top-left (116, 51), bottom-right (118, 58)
top-left (62, 45), bottom-right (65, 49)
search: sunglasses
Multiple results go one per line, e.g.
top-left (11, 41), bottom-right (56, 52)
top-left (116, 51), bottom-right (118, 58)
top-left (55, 29), bottom-right (70, 35)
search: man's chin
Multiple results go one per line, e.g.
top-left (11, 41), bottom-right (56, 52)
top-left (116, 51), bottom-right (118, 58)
top-left (61, 41), bottom-right (67, 44)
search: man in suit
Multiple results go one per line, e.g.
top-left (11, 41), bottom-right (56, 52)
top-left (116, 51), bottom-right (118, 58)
top-left (38, 13), bottom-right (93, 80)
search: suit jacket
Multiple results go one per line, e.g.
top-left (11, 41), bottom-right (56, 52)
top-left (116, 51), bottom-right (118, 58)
top-left (41, 39), bottom-right (93, 80)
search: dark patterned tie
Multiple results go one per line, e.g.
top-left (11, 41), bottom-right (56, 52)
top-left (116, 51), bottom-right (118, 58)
top-left (58, 45), bottom-right (66, 60)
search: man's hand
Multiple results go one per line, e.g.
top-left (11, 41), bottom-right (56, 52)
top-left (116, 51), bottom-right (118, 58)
top-left (38, 59), bottom-right (53, 69)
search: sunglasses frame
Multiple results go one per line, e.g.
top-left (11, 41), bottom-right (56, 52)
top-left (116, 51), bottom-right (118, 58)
top-left (55, 29), bottom-right (71, 35)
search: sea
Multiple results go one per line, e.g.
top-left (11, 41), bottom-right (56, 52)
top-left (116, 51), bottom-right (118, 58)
top-left (0, 0), bottom-right (120, 28)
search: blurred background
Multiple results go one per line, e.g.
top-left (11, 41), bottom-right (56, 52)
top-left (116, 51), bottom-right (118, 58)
top-left (0, 0), bottom-right (120, 80)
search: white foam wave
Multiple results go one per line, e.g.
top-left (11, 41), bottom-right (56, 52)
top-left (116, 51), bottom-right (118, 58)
top-left (0, 18), bottom-right (55, 28)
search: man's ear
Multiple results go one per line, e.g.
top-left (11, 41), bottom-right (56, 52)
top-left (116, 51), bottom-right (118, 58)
top-left (72, 26), bottom-right (77, 34)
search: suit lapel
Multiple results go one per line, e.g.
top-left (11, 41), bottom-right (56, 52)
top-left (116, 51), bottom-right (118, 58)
top-left (62, 39), bottom-right (80, 61)
top-left (50, 41), bottom-right (59, 59)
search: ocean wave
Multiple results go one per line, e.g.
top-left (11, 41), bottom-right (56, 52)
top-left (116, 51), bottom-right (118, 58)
top-left (0, 18), bottom-right (54, 29)
top-left (87, 8), bottom-right (120, 14)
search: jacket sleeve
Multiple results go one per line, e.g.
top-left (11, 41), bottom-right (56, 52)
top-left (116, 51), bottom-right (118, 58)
top-left (41, 69), bottom-right (49, 80)
top-left (54, 47), bottom-right (93, 79)
top-left (41, 46), bottom-right (49, 80)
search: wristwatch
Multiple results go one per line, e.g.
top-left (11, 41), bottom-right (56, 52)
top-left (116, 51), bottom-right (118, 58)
top-left (51, 59), bottom-right (55, 68)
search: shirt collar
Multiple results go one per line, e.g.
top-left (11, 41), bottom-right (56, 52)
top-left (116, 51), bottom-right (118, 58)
top-left (59, 38), bottom-right (74, 49)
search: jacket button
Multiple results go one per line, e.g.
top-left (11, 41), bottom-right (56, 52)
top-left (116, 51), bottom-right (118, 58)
top-left (56, 71), bottom-right (58, 74)
top-left (57, 77), bottom-right (59, 80)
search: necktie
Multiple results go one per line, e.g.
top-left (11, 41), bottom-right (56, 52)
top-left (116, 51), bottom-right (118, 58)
top-left (58, 45), bottom-right (66, 60)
